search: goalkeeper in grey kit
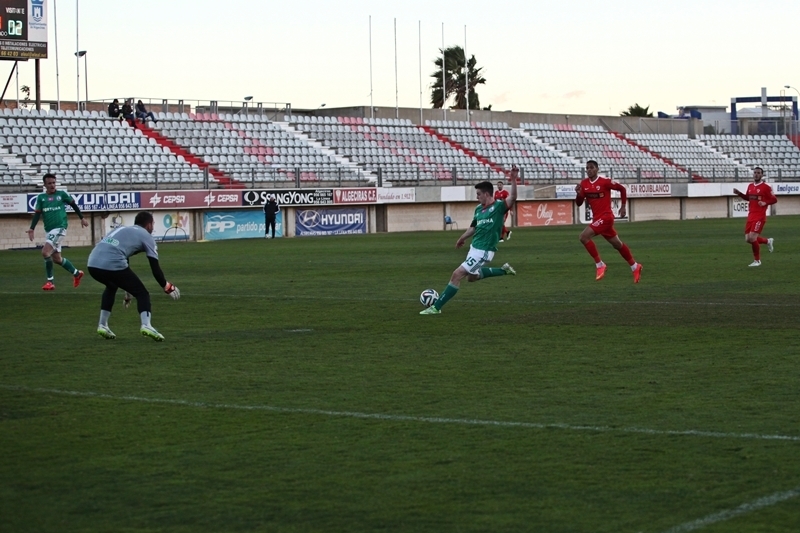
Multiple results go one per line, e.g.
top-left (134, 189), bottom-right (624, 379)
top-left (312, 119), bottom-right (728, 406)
top-left (87, 211), bottom-right (180, 341)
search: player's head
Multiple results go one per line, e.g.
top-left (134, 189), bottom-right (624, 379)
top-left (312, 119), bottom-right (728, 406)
top-left (475, 181), bottom-right (494, 205)
top-left (753, 167), bottom-right (764, 182)
top-left (586, 160), bottom-right (599, 179)
top-left (496, 181), bottom-right (504, 190)
top-left (42, 173), bottom-right (57, 193)
top-left (134, 211), bottom-right (155, 234)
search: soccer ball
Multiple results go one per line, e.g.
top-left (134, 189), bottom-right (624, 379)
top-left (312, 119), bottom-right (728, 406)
top-left (420, 289), bottom-right (439, 308)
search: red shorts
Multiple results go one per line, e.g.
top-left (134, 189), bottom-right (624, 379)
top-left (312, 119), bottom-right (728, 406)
top-left (744, 217), bottom-right (766, 235)
top-left (589, 214), bottom-right (618, 238)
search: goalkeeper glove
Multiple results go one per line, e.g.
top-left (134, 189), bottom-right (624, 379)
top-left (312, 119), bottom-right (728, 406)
top-left (164, 282), bottom-right (180, 301)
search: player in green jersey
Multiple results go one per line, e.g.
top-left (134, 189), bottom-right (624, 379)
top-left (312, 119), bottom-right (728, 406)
top-left (420, 166), bottom-right (519, 315)
top-left (26, 174), bottom-right (89, 290)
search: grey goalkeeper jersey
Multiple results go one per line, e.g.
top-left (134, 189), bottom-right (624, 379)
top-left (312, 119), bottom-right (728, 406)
top-left (88, 225), bottom-right (159, 271)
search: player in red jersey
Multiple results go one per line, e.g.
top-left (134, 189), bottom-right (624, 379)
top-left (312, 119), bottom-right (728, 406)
top-left (733, 167), bottom-right (777, 267)
top-left (494, 181), bottom-right (511, 241)
top-left (575, 160), bottom-right (642, 283)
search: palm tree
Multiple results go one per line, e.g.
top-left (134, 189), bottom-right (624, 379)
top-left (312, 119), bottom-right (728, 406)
top-left (430, 45), bottom-right (486, 110)
top-left (620, 104), bottom-right (653, 117)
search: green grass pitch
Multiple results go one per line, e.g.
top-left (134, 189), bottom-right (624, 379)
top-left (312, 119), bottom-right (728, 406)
top-left (1, 216), bottom-right (799, 532)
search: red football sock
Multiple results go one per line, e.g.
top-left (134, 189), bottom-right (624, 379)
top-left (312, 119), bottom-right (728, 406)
top-left (618, 244), bottom-right (635, 266)
top-left (751, 242), bottom-right (760, 260)
top-left (583, 241), bottom-right (601, 262)
top-left (756, 237), bottom-right (768, 244)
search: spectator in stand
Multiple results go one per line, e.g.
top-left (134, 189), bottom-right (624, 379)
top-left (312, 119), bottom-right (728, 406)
top-left (136, 100), bottom-right (157, 124)
top-left (107, 99), bottom-right (121, 120)
top-left (121, 100), bottom-right (136, 126)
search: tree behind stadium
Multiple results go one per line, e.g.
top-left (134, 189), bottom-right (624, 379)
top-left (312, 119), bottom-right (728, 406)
top-left (430, 45), bottom-right (487, 110)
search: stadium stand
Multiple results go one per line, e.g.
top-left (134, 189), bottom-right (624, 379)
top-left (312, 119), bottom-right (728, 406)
top-left (150, 112), bottom-right (367, 185)
top-left (0, 108), bottom-right (205, 188)
top-left (697, 134), bottom-right (800, 177)
top-left (523, 124), bottom-right (685, 180)
top-left (628, 133), bottom-right (751, 180)
top-left (425, 120), bottom-right (583, 180)
top-left (2, 105), bottom-right (800, 189)
top-left (288, 115), bottom-right (504, 183)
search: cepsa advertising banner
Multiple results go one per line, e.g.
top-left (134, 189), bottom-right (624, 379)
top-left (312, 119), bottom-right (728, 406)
top-left (295, 208), bottom-right (366, 236)
top-left (103, 211), bottom-right (192, 242)
top-left (140, 190), bottom-right (242, 209)
top-left (517, 201), bottom-right (573, 226)
top-left (203, 210), bottom-right (284, 240)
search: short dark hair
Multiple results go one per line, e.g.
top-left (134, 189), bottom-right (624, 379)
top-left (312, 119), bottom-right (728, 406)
top-left (587, 160), bottom-right (599, 168)
top-left (754, 166), bottom-right (764, 174)
top-left (134, 211), bottom-right (154, 227)
top-left (475, 181), bottom-right (493, 195)
top-left (43, 173), bottom-right (56, 183)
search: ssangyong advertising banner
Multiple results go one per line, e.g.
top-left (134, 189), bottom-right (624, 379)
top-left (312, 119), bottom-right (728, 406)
top-left (203, 210), bottom-right (283, 240)
top-left (241, 189), bottom-right (334, 207)
top-left (295, 208), bottom-right (367, 236)
top-left (103, 211), bottom-right (192, 242)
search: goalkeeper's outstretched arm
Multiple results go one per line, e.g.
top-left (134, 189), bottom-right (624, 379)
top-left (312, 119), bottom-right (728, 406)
top-left (147, 256), bottom-right (168, 288)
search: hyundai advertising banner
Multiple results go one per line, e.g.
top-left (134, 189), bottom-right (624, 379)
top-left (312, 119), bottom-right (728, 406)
top-left (27, 191), bottom-right (141, 212)
top-left (295, 208), bottom-right (367, 236)
top-left (204, 210), bottom-right (284, 240)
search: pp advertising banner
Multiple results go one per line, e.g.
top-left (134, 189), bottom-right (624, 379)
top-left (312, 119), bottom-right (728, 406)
top-left (295, 208), bottom-right (366, 236)
top-left (102, 211), bottom-right (192, 242)
top-left (517, 201), bottom-right (573, 226)
top-left (203, 210), bottom-right (283, 240)
top-left (27, 191), bottom-right (141, 212)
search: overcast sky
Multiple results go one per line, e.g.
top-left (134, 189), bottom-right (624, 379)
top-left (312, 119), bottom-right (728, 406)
top-left (10, 0), bottom-right (800, 116)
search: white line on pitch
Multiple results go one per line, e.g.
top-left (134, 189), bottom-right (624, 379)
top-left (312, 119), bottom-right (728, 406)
top-left (661, 486), bottom-right (800, 532)
top-left (0, 290), bottom-right (797, 308)
top-left (3, 385), bottom-right (799, 443)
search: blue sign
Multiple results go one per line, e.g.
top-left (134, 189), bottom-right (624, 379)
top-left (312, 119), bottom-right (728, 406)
top-left (204, 210), bottom-right (283, 241)
top-left (27, 191), bottom-right (142, 212)
top-left (295, 208), bottom-right (366, 236)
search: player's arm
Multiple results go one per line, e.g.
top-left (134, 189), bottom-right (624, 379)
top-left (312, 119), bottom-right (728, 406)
top-left (610, 181), bottom-right (628, 218)
top-left (574, 184), bottom-right (584, 206)
top-left (67, 200), bottom-right (89, 228)
top-left (732, 188), bottom-right (748, 200)
top-left (504, 165), bottom-right (518, 211)
top-left (456, 222), bottom-right (477, 249)
top-left (27, 211), bottom-right (42, 241)
top-left (147, 256), bottom-right (180, 300)
top-left (763, 187), bottom-right (777, 206)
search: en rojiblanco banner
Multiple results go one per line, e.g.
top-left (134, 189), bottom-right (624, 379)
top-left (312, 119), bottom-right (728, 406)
top-left (104, 211), bottom-right (192, 242)
top-left (295, 208), bottom-right (366, 236)
top-left (517, 201), bottom-right (573, 226)
top-left (203, 210), bottom-right (284, 240)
